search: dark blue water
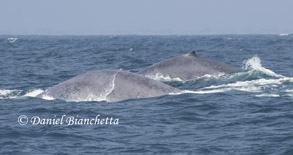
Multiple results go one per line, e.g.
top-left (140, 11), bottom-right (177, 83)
top-left (1, 35), bottom-right (293, 154)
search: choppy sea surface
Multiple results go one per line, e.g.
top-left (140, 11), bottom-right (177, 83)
top-left (1, 35), bottom-right (293, 154)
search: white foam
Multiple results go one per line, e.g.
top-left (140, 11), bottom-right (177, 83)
top-left (284, 89), bottom-right (293, 93)
top-left (279, 33), bottom-right (289, 36)
top-left (175, 89), bottom-right (231, 95)
top-left (256, 94), bottom-right (280, 97)
top-left (282, 89), bottom-right (293, 97)
top-left (7, 38), bottom-right (18, 43)
top-left (24, 89), bottom-right (44, 97)
top-left (0, 89), bottom-right (22, 99)
top-left (206, 78), bottom-right (284, 89)
top-left (243, 56), bottom-right (283, 77)
top-left (41, 94), bottom-right (55, 100)
top-left (208, 78), bottom-right (291, 91)
top-left (174, 76), bottom-right (293, 96)
top-left (0, 89), bottom-right (18, 96)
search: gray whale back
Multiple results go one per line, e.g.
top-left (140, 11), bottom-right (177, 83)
top-left (138, 51), bottom-right (237, 80)
top-left (38, 70), bottom-right (180, 102)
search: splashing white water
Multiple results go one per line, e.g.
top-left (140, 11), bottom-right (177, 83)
top-left (7, 38), bottom-right (18, 43)
top-left (0, 89), bottom-right (46, 99)
top-left (0, 89), bottom-right (22, 99)
top-left (243, 56), bottom-right (283, 77)
top-left (0, 89), bottom-right (19, 96)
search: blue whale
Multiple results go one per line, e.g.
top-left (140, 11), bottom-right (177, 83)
top-left (38, 70), bottom-right (180, 102)
top-left (138, 51), bottom-right (237, 80)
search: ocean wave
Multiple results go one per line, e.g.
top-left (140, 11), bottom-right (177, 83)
top-left (0, 89), bottom-right (22, 99)
top-left (242, 56), bottom-right (283, 78)
top-left (0, 89), bottom-right (43, 100)
top-left (175, 76), bottom-right (293, 97)
top-left (279, 33), bottom-right (289, 36)
top-left (7, 38), bottom-right (18, 43)
top-left (255, 94), bottom-right (280, 97)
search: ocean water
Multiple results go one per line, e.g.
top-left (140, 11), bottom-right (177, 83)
top-left (0, 35), bottom-right (293, 154)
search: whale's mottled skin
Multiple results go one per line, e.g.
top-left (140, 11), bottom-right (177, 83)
top-left (138, 51), bottom-right (237, 80)
top-left (38, 70), bottom-right (180, 102)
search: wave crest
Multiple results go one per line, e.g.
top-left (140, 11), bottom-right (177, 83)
top-left (243, 56), bottom-right (283, 78)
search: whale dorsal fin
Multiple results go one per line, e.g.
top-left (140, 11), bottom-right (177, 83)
top-left (190, 51), bottom-right (197, 57)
